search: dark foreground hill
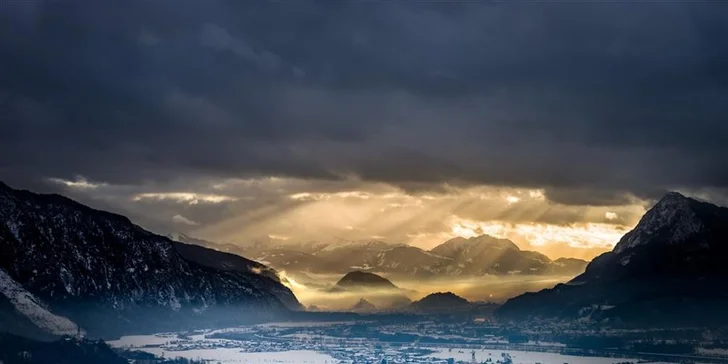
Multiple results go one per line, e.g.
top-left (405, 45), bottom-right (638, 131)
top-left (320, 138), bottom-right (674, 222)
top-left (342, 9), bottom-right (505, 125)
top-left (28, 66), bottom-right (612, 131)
top-left (335, 271), bottom-right (399, 290)
top-left (410, 292), bottom-right (471, 312)
top-left (0, 333), bottom-right (205, 364)
top-left (498, 192), bottom-right (728, 326)
top-left (0, 182), bottom-right (300, 339)
top-left (0, 333), bottom-right (126, 364)
top-left (333, 271), bottom-right (411, 309)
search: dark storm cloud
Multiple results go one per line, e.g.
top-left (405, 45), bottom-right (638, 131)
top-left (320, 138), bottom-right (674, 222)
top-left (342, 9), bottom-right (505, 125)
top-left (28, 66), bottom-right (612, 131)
top-left (542, 187), bottom-right (649, 207)
top-left (2, 1), bottom-right (728, 205)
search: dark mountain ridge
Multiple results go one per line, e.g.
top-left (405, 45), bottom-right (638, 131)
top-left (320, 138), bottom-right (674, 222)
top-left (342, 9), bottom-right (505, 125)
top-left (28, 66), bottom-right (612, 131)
top-left (0, 333), bottom-right (128, 364)
top-left (0, 182), bottom-right (300, 338)
top-left (498, 192), bottom-right (728, 326)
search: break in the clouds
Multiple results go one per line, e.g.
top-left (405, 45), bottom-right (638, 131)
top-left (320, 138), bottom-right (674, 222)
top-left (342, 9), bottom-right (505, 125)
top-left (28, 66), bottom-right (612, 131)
top-left (2, 2), bottom-right (728, 257)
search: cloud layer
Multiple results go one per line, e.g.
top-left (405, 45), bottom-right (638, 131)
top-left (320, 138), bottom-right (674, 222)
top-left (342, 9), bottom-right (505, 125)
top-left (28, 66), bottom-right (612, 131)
top-left (3, 2), bottom-right (728, 199)
top-left (2, 2), bottom-right (728, 257)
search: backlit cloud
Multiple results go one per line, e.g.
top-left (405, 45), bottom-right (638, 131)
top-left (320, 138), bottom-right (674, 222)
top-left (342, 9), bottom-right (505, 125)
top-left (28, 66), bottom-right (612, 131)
top-left (48, 177), bottom-right (106, 190)
top-left (133, 192), bottom-right (237, 205)
top-left (2, 2), bottom-right (727, 204)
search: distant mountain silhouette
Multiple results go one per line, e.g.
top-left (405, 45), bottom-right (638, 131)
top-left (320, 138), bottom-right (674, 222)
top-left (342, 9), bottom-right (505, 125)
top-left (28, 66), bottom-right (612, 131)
top-left (410, 292), bottom-right (471, 313)
top-left (350, 298), bottom-right (377, 313)
top-left (431, 235), bottom-right (588, 276)
top-left (332, 271), bottom-right (411, 309)
top-left (177, 233), bottom-right (588, 278)
top-left (498, 192), bottom-right (728, 326)
top-left (335, 271), bottom-right (399, 290)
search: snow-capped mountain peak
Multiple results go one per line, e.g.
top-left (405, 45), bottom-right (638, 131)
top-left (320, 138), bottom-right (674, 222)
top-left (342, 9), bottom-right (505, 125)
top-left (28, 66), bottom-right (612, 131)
top-left (613, 192), bottom-right (706, 254)
top-left (499, 192), bottom-right (728, 325)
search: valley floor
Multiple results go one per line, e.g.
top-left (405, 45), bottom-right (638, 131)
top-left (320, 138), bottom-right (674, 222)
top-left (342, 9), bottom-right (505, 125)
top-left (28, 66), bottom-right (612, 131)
top-left (107, 319), bottom-right (728, 364)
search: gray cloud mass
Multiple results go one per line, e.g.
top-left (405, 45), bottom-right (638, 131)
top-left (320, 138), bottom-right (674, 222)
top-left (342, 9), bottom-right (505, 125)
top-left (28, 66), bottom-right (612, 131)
top-left (2, 1), bottom-right (728, 205)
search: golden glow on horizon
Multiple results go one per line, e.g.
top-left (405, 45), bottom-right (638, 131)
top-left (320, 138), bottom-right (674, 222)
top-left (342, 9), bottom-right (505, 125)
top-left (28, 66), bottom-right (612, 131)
top-left (167, 178), bottom-right (647, 260)
top-left (449, 216), bottom-right (628, 249)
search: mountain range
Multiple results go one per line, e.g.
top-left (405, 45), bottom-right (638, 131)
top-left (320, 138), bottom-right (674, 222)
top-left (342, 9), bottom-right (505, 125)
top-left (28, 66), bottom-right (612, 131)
top-left (498, 192), bottom-right (728, 326)
top-left (173, 233), bottom-right (589, 279)
top-left (0, 182), bottom-right (300, 339)
top-left (5, 179), bottom-right (725, 336)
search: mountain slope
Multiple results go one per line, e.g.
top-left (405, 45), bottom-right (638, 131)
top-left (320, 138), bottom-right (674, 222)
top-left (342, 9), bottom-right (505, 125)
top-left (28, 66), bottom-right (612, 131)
top-left (431, 235), bottom-right (519, 258)
top-left (253, 248), bottom-right (343, 273)
top-left (0, 269), bottom-right (77, 337)
top-left (358, 245), bottom-right (455, 276)
top-left (497, 192), bottom-right (728, 326)
top-left (0, 286), bottom-right (59, 341)
top-left (170, 242), bottom-right (301, 310)
top-left (548, 257), bottom-right (590, 275)
top-left (313, 240), bottom-right (406, 271)
top-left (0, 182), bottom-right (300, 338)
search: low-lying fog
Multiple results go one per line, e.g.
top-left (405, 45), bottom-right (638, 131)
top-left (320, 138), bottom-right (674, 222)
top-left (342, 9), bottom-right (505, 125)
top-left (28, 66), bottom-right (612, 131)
top-left (280, 272), bottom-right (573, 311)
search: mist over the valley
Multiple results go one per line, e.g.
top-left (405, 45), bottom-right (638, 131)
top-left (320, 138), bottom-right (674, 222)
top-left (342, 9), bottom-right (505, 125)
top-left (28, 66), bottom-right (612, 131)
top-left (280, 271), bottom-right (574, 311)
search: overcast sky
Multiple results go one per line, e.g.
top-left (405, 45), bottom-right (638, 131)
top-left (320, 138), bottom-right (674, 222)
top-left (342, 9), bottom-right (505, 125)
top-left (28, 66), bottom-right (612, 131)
top-left (2, 1), bottom-right (728, 258)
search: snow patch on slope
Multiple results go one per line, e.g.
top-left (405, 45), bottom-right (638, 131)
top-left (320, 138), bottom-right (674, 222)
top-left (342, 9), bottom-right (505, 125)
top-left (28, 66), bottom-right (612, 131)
top-left (0, 269), bottom-right (79, 336)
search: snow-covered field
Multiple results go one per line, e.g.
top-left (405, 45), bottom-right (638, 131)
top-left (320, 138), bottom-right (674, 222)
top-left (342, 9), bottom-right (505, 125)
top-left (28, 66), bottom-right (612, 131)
top-left (696, 347), bottom-right (728, 356)
top-left (255, 321), bottom-right (356, 328)
top-left (109, 327), bottom-right (680, 364)
top-left (426, 348), bottom-right (677, 364)
top-left (139, 347), bottom-right (336, 363)
top-left (107, 334), bottom-right (179, 348)
top-left (108, 330), bottom-right (335, 363)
